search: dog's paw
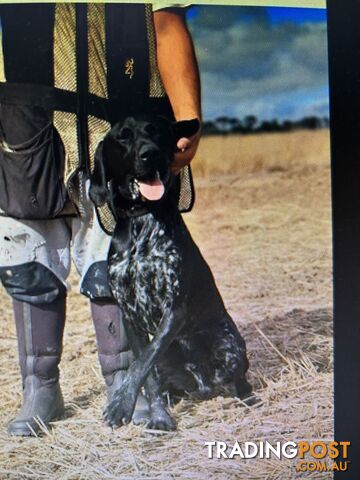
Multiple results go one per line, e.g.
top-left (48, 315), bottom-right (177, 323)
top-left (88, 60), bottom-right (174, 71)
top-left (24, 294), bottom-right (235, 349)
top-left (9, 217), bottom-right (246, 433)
top-left (240, 393), bottom-right (262, 407)
top-left (103, 386), bottom-right (137, 427)
top-left (147, 407), bottom-right (177, 431)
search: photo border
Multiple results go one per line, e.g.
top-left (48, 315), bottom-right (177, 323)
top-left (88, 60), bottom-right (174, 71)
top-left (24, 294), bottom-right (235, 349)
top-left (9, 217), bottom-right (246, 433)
top-left (327, 1), bottom-right (360, 478)
top-left (0, 0), bottom-right (326, 8)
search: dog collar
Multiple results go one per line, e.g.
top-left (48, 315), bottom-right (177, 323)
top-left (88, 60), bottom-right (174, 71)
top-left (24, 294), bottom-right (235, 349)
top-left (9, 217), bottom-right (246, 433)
top-left (115, 204), bottom-right (151, 219)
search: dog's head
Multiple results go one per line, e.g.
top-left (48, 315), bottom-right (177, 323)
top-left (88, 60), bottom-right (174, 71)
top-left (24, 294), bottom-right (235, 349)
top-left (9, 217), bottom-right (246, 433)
top-left (89, 115), bottom-right (200, 209)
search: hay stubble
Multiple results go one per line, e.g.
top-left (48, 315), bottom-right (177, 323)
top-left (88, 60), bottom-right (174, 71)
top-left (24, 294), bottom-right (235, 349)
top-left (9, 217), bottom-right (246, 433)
top-left (0, 130), bottom-right (332, 479)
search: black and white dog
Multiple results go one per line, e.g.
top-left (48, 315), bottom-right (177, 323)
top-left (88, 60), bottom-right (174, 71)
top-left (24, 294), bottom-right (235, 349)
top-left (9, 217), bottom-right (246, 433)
top-left (89, 115), bottom-right (252, 430)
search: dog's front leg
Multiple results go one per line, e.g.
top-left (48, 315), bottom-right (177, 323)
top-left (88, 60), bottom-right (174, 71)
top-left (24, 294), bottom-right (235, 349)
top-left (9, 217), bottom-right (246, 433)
top-left (104, 305), bottom-right (185, 427)
top-left (124, 320), bottom-right (176, 431)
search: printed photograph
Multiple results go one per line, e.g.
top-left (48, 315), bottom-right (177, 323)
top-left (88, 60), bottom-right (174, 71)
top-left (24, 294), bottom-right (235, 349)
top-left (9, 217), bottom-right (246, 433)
top-left (0, 3), bottom-right (332, 479)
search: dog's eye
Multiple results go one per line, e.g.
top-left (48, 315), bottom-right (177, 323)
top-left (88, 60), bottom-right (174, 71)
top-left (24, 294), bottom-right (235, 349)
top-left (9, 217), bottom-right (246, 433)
top-left (144, 124), bottom-right (157, 136)
top-left (117, 127), bottom-right (133, 141)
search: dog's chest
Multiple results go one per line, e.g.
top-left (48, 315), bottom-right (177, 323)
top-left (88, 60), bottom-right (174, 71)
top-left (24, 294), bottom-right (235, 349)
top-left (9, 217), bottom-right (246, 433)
top-left (109, 217), bottom-right (181, 334)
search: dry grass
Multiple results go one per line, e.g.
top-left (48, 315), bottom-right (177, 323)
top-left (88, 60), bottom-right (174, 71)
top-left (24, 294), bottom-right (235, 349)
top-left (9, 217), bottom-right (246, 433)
top-left (0, 130), bottom-right (332, 479)
top-left (192, 130), bottom-right (330, 178)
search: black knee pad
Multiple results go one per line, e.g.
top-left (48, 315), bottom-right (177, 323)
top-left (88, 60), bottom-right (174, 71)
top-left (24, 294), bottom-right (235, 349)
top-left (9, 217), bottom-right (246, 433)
top-left (99, 351), bottom-right (134, 381)
top-left (0, 261), bottom-right (66, 304)
top-left (34, 354), bottom-right (62, 381)
top-left (80, 260), bottom-right (114, 302)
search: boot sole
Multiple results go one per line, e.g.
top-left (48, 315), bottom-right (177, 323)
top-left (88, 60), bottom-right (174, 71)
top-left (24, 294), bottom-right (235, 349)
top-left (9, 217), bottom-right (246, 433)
top-left (7, 406), bottom-right (65, 437)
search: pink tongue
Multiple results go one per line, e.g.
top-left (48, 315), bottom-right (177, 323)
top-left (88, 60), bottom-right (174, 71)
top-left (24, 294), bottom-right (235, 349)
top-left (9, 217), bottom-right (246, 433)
top-left (138, 178), bottom-right (165, 201)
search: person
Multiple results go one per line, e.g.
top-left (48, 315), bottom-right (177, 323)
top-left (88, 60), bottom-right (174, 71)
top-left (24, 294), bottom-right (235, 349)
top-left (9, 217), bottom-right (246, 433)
top-left (0, 3), bottom-right (201, 436)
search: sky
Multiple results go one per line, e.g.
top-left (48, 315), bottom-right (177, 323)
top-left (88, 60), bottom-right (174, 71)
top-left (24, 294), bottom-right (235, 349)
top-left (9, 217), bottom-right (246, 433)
top-left (187, 6), bottom-right (329, 122)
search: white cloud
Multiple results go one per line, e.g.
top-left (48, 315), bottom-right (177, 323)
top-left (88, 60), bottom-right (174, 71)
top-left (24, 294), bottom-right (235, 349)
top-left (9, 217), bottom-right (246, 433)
top-left (188, 7), bottom-right (329, 120)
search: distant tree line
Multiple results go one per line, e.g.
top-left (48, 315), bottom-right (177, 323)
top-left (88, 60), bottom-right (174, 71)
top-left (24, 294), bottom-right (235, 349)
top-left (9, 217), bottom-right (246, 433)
top-left (202, 115), bottom-right (330, 136)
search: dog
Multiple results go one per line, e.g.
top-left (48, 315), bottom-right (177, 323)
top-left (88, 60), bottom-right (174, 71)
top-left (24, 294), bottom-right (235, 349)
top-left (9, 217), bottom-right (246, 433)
top-left (89, 115), bottom-right (252, 430)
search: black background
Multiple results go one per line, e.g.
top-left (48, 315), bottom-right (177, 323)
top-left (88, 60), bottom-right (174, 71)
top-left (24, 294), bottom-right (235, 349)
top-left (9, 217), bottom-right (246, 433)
top-left (328, 0), bottom-right (360, 477)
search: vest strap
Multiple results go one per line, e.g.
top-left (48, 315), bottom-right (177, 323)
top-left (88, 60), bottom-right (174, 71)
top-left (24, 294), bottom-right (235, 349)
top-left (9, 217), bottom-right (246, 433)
top-left (0, 82), bottom-right (76, 112)
top-left (76, 4), bottom-right (90, 174)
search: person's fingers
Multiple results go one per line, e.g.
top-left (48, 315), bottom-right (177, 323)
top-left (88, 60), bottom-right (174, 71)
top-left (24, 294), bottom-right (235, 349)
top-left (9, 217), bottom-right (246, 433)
top-left (177, 137), bottom-right (192, 152)
top-left (172, 131), bottom-right (201, 174)
top-left (172, 149), bottom-right (193, 175)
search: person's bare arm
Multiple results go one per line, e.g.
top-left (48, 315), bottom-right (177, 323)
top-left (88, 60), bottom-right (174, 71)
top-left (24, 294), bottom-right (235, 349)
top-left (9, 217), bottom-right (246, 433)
top-left (153, 9), bottom-right (201, 174)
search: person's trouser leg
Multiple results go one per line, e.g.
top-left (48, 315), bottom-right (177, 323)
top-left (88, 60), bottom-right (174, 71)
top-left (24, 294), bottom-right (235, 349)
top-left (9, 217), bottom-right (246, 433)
top-left (0, 216), bottom-right (71, 436)
top-left (7, 296), bottom-right (66, 435)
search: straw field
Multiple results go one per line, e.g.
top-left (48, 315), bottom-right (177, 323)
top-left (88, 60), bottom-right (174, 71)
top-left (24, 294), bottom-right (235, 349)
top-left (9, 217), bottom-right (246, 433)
top-left (0, 129), bottom-right (333, 479)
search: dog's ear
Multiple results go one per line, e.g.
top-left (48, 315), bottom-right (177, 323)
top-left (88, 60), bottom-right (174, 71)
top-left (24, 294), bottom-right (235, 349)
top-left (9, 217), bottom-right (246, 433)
top-left (172, 119), bottom-right (200, 146)
top-left (89, 141), bottom-right (110, 207)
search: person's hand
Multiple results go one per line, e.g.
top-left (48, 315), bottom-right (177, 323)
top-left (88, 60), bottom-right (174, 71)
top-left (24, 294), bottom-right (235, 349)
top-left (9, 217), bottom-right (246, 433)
top-left (172, 129), bottom-right (201, 175)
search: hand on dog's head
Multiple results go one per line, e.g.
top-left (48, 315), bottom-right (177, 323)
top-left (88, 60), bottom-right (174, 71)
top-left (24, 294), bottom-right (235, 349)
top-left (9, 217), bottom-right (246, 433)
top-left (89, 115), bottom-right (200, 208)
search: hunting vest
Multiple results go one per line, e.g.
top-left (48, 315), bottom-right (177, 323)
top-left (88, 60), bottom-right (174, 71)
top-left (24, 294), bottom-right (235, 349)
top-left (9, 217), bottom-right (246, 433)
top-left (0, 4), bottom-right (195, 233)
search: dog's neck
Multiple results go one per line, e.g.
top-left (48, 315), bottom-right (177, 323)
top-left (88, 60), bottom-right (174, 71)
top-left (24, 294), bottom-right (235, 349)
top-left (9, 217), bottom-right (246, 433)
top-left (113, 202), bottom-right (150, 220)
top-left (109, 198), bottom-right (180, 262)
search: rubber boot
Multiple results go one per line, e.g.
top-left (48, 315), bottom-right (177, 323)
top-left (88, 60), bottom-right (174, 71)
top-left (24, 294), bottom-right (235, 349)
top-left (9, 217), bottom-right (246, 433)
top-left (91, 301), bottom-right (150, 425)
top-left (7, 297), bottom-right (66, 436)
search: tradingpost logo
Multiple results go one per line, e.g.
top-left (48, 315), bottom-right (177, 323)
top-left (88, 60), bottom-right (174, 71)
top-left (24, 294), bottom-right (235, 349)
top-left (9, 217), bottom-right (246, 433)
top-left (204, 440), bottom-right (351, 473)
